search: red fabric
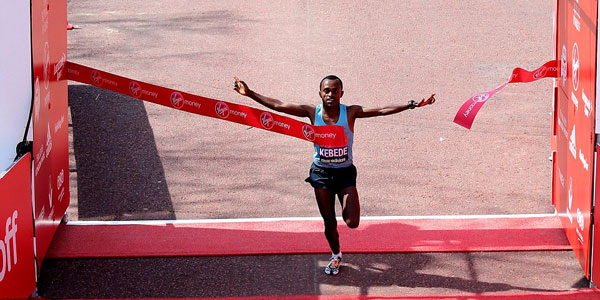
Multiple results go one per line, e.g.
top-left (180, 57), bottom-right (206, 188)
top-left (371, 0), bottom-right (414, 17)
top-left (454, 60), bottom-right (558, 129)
top-left (66, 62), bottom-right (347, 147)
top-left (46, 216), bottom-right (570, 258)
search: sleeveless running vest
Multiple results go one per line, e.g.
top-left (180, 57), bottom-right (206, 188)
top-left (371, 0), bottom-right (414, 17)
top-left (313, 104), bottom-right (354, 168)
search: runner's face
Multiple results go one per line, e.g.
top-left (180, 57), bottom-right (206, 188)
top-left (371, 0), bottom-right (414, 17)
top-left (320, 79), bottom-right (343, 108)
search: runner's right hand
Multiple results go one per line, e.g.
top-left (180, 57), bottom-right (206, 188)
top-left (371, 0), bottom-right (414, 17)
top-left (234, 76), bottom-right (249, 96)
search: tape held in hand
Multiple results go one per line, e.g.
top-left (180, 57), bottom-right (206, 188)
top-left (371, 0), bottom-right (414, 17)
top-left (66, 61), bottom-right (347, 147)
top-left (453, 60), bottom-right (558, 129)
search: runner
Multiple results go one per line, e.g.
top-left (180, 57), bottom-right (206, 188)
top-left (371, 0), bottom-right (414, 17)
top-left (233, 75), bottom-right (435, 275)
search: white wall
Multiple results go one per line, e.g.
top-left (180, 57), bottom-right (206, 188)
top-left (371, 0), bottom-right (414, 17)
top-left (0, 1), bottom-right (33, 171)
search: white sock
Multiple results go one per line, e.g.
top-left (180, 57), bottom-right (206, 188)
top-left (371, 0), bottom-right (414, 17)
top-left (332, 252), bottom-right (342, 260)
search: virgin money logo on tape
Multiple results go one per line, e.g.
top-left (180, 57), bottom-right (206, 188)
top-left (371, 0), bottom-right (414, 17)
top-left (91, 71), bottom-right (103, 86)
top-left (533, 67), bottom-right (547, 80)
top-left (0, 210), bottom-right (18, 282)
top-left (215, 102), bottom-right (229, 119)
top-left (91, 71), bottom-right (117, 88)
top-left (261, 112), bottom-right (274, 129)
top-left (129, 81), bottom-right (142, 98)
top-left (302, 125), bottom-right (315, 141)
top-left (129, 81), bottom-right (158, 99)
top-left (170, 92), bottom-right (185, 109)
top-left (473, 93), bottom-right (489, 103)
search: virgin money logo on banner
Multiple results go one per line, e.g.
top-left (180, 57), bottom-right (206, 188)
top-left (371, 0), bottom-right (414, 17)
top-left (572, 43), bottom-right (579, 91)
top-left (215, 102), bottom-right (229, 119)
top-left (170, 92), bottom-right (184, 109)
top-left (303, 124), bottom-right (315, 141)
top-left (91, 70), bottom-right (103, 87)
top-left (260, 112), bottom-right (274, 129)
top-left (129, 81), bottom-right (142, 98)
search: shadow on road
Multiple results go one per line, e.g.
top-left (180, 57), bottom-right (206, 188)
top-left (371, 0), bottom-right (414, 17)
top-left (69, 84), bottom-right (174, 220)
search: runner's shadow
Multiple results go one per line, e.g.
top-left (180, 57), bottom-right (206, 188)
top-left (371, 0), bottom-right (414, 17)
top-left (69, 84), bottom-right (174, 220)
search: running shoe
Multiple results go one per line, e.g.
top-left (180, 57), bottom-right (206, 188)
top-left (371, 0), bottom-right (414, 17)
top-left (325, 255), bottom-right (341, 275)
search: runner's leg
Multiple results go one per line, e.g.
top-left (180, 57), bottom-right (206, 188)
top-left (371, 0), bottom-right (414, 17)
top-left (314, 188), bottom-right (340, 254)
top-left (338, 186), bottom-right (360, 228)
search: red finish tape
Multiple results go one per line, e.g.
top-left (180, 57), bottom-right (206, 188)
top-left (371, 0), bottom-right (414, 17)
top-left (66, 61), bottom-right (347, 147)
top-left (454, 60), bottom-right (558, 129)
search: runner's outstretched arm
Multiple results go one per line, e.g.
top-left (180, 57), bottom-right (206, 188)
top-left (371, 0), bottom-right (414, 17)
top-left (233, 76), bottom-right (314, 119)
top-left (350, 94), bottom-right (436, 119)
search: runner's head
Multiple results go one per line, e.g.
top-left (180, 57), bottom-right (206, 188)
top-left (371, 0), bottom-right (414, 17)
top-left (319, 75), bottom-right (344, 108)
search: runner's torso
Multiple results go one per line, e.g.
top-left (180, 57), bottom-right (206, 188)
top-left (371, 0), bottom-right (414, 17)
top-left (313, 104), bottom-right (354, 168)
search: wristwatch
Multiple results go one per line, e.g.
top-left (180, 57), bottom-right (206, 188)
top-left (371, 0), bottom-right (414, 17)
top-left (408, 100), bottom-right (417, 109)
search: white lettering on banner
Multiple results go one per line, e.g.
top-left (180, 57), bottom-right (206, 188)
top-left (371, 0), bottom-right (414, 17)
top-left (38, 207), bottom-right (45, 222)
top-left (573, 7), bottom-right (581, 31)
top-left (567, 177), bottom-right (573, 224)
top-left (314, 133), bottom-right (336, 139)
top-left (559, 109), bottom-right (568, 139)
top-left (571, 91), bottom-right (579, 110)
top-left (91, 71), bottom-right (118, 88)
top-left (561, 45), bottom-right (568, 85)
top-left (57, 169), bottom-right (66, 203)
top-left (34, 144), bottom-right (45, 177)
top-left (576, 208), bottom-right (584, 244)
top-left (581, 89), bottom-right (591, 117)
top-left (57, 169), bottom-right (65, 190)
top-left (229, 110), bottom-right (247, 118)
top-left (41, 0), bottom-right (49, 33)
top-left (43, 42), bottom-right (50, 90)
top-left (67, 67), bottom-right (80, 77)
top-left (559, 168), bottom-right (565, 188)
top-left (579, 149), bottom-right (589, 170)
top-left (34, 77), bottom-right (41, 123)
top-left (43, 90), bottom-right (51, 108)
top-left (183, 100), bottom-right (201, 110)
top-left (0, 210), bottom-right (18, 282)
top-left (48, 176), bottom-right (53, 208)
top-left (572, 43), bottom-right (580, 91)
top-left (54, 53), bottom-right (66, 80)
top-left (130, 81), bottom-right (159, 99)
top-left (45, 123), bottom-right (52, 159)
top-left (569, 125), bottom-right (577, 159)
top-left (54, 114), bottom-right (65, 133)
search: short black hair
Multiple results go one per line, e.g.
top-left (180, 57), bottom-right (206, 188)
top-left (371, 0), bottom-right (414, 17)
top-left (320, 75), bottom-right (343, 91)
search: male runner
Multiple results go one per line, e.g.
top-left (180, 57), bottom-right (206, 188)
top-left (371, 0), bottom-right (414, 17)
top-left (233, 75), bottom-right (435, 275)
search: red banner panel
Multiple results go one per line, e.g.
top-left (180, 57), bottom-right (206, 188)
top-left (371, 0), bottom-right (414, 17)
top-left (0, 154), bottom-right (36, 298)
top-left (30, 0), bottom-right (70, 269)
top-left (554, 0), bottom-right (597, 278)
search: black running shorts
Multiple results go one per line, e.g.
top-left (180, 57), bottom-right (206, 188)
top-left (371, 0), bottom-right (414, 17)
top-left (305, 163), bottom-right (357, 191)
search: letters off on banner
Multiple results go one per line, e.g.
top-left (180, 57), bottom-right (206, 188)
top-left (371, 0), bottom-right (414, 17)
top-left (66, 62), bottom-right (346, 147)
top-left (454, 60), bottom-right (558, 129)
